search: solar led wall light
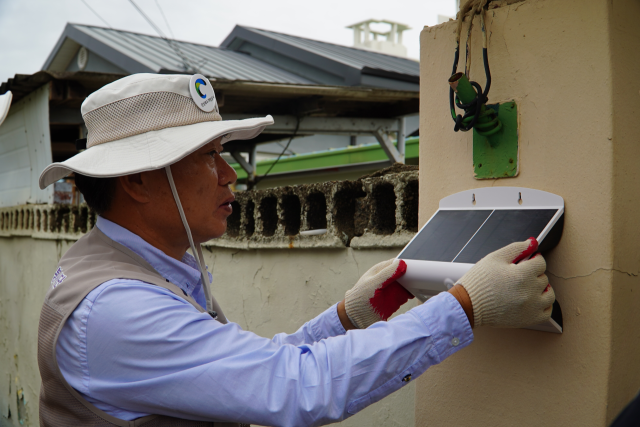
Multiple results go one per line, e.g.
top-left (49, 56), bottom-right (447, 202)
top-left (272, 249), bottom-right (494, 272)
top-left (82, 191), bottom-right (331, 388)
top-left (396, 187), bottom-right (564, 334)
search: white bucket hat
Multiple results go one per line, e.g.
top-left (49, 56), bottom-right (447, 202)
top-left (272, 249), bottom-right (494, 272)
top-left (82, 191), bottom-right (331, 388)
top-left (38, 73), bottom-right (273, 189)
top-left (38, 73), bottom-right (274, 322)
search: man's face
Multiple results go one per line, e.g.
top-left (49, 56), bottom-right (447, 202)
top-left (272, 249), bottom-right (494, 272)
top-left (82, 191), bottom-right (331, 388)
top-left (154, 137), bottom-right (237, 243)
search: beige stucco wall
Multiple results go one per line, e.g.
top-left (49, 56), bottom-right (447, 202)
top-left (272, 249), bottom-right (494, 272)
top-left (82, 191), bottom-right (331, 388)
top-left (0, 236), bottom-right (416, 426)
top-left (416, 0), bottom-right (640, 425)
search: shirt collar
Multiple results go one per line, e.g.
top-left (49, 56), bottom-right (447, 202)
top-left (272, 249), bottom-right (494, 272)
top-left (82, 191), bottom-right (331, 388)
top-left (96, 216), bottom-right (203, 299)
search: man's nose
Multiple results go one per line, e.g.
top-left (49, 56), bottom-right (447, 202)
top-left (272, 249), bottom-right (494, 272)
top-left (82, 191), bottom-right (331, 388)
top-left (217, 154), bottom-right (237, 186)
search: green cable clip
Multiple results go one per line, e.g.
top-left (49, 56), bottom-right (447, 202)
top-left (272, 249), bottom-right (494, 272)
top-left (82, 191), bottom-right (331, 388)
top-left (449, 72), bottom-right (502, 137)
top-left (448, 0), bottom-right (502, 137)
top-left (449, 0), bottom-right (518, 179)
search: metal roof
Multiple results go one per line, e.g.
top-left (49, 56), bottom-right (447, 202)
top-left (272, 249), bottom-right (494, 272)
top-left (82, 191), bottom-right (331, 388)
top-left (44, 24), bottom-right (314, 85)
top-left (0, 71), bottom-right (124, 104)
top-left (231, 137), bottom-right (420, 182)
top-left (224, 26), bottom-right (419, 78)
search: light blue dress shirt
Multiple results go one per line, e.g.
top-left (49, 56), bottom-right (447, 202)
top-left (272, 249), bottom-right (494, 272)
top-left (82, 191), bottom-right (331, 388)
top-left (56, 216), bottom-right (473, 426)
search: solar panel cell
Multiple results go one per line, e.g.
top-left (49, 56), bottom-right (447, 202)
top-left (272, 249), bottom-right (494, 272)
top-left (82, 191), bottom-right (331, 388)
top-left (399, 210), bottom-right (492, 262)
top-left (399, 209), bottom-right (558, 263)
top-left (453, 209), bottom-right (557, 263)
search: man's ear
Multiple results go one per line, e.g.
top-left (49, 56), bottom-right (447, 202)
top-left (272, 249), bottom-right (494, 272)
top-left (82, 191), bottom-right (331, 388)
top-left (118, 173), bottom-right (150, 203)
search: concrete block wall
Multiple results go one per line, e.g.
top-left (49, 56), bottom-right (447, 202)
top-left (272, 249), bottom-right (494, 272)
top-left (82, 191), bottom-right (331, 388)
top-left (0, 170), bottom-right (418, 250)
top-left (0, 204), bottom-right (94, 240)
top-left (214, 170), bottom-right (419, 250)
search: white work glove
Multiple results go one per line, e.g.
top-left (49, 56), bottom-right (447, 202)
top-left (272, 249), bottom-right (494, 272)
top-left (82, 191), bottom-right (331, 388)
top-left (345, 258), bottom-right (414, 329)
top-left (457, 238), bottom-right (555, 328)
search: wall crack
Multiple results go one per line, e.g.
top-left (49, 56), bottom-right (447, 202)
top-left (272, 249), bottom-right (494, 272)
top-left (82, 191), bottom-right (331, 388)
top-left (548, 267), bottom-right (639, 281)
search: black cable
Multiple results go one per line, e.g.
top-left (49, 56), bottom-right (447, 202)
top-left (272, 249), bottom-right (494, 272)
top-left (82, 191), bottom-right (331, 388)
top-left (128, 0), bottom-right (167, 37)
top-left (449, 17), bottom-right (493, 133)
top-left (128, 0), bottom-right (196, 73)
top-left (154, 0), bottom-right (175, 39)
top-left (254, 117), bottom-right (301, 185)
top-left (80, 0), bottom-right (112, 28)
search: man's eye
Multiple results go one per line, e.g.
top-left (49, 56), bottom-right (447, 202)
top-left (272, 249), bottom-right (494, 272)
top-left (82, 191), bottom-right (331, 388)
top-left (208, 150), bottom-right (219, 157)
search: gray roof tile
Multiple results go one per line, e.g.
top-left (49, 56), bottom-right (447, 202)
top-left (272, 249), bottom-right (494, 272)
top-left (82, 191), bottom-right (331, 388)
top-left (72, 24), bottom-right (315, 84)
top-left (245, 27), bottom-right (419, 77)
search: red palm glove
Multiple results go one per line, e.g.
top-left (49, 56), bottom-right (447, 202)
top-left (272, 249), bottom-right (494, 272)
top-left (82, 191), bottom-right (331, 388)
top-left (345, 259), bottom-right (414, 329)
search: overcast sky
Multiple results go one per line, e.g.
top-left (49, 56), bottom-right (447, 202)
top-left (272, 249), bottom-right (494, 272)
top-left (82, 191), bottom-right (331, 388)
top-left (0, 0), bottom-right (457, 84)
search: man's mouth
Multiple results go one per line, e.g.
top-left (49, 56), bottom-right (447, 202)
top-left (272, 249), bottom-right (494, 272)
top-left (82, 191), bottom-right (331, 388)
top-left (220, 196), bottom-right (235, 209)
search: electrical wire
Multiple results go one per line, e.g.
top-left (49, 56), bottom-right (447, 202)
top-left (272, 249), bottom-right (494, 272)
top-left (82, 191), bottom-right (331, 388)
top-left (80, 0), bottom-right (112, 29)
top-left (128, 0), bottom-right (167, 37)
top-left (254, 117), bottom-right (301, 185)
top-left (449, 0), bottom-right (499, 135)
top-left (275, 140), bottom-right (297, 156)
top-left (128, 0), bottom-right (197, 73)
top-left (154, 0), bottom-right (175, 39)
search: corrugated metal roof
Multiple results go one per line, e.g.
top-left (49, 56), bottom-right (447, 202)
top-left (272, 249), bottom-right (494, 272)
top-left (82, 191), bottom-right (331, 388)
top-left (72, 24), bottom-right (314, 84)
top-left (231, 137), bottom-right (420, 181)
top-left (244, 27), bottom-right (419, 77)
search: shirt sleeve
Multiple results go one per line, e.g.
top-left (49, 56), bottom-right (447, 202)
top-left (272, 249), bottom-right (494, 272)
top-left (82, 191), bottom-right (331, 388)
top-left (69, 281), bottom-right (473, 426)
top-left (270, 303), bottom-right (346, 346)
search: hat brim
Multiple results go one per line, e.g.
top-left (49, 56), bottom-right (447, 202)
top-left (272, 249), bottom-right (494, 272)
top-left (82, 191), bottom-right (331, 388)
top-left (39, 115), bottom-right (274, 189)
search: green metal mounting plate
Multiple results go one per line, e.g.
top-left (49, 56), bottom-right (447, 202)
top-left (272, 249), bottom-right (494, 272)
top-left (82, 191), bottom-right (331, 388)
top-left (473, 101), bottom-right (518, 179)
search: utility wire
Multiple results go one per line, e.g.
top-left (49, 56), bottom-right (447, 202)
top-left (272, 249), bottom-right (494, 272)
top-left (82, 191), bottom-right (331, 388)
top-left (254, 117), bottom-right (301, 185)
top-left (275, 140), bottom-right (297, 156)
top-left (80, 0), bottom-right (112, 28)
top-left (128, 0), bottom-right (197, 73)
top-left (128, 0), bottom-right (167, 37)
top-left (155, 0), bottom-right (175, 39)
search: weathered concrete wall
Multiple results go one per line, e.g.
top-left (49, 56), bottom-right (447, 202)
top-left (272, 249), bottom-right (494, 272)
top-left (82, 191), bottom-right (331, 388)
top-left (215, 167), bottom-right (419, 250)
top-left (0, 237), bottom-right (75, 426)
top-left (416, 0), bottom-right (640, 425)
top-left (0, 171), bottom-right (419, 426)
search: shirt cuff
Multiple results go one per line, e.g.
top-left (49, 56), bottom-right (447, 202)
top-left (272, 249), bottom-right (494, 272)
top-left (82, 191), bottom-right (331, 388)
top-left (309, 303), bottom-right (347, 341)
top-left (409, 292), bottom-right (474, 362)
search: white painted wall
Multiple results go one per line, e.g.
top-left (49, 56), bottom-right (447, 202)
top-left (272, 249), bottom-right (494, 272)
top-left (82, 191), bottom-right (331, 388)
top-left (0, 84), bottom-right (53, 207)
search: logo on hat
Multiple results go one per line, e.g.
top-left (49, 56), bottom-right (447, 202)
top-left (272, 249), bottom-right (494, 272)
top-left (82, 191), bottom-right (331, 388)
top-left (195, 78), bottom-right (207, 99)
top-left (189, 74), bottom-right (217, 113)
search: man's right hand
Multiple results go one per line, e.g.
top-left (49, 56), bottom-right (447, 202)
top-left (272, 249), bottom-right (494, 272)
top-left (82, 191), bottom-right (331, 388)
top-left (456, 238), bottom-right (555, 328)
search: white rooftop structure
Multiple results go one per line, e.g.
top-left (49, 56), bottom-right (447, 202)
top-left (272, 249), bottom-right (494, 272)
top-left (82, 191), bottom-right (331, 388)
top-left (346, 19), bottom-right (410, 57)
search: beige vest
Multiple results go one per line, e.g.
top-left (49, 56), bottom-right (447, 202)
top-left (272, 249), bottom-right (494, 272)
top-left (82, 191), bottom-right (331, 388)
top-left (38, 227), bottom-right (247, 427)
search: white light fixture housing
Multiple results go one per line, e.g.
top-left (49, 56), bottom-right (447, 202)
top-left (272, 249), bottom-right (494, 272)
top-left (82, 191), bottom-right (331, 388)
top-left (397, 187), bottom-right (564, 333)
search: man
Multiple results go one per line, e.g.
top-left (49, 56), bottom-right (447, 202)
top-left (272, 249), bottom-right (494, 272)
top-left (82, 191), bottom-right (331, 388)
top-left (38, 73), bottom-right (554, 427)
